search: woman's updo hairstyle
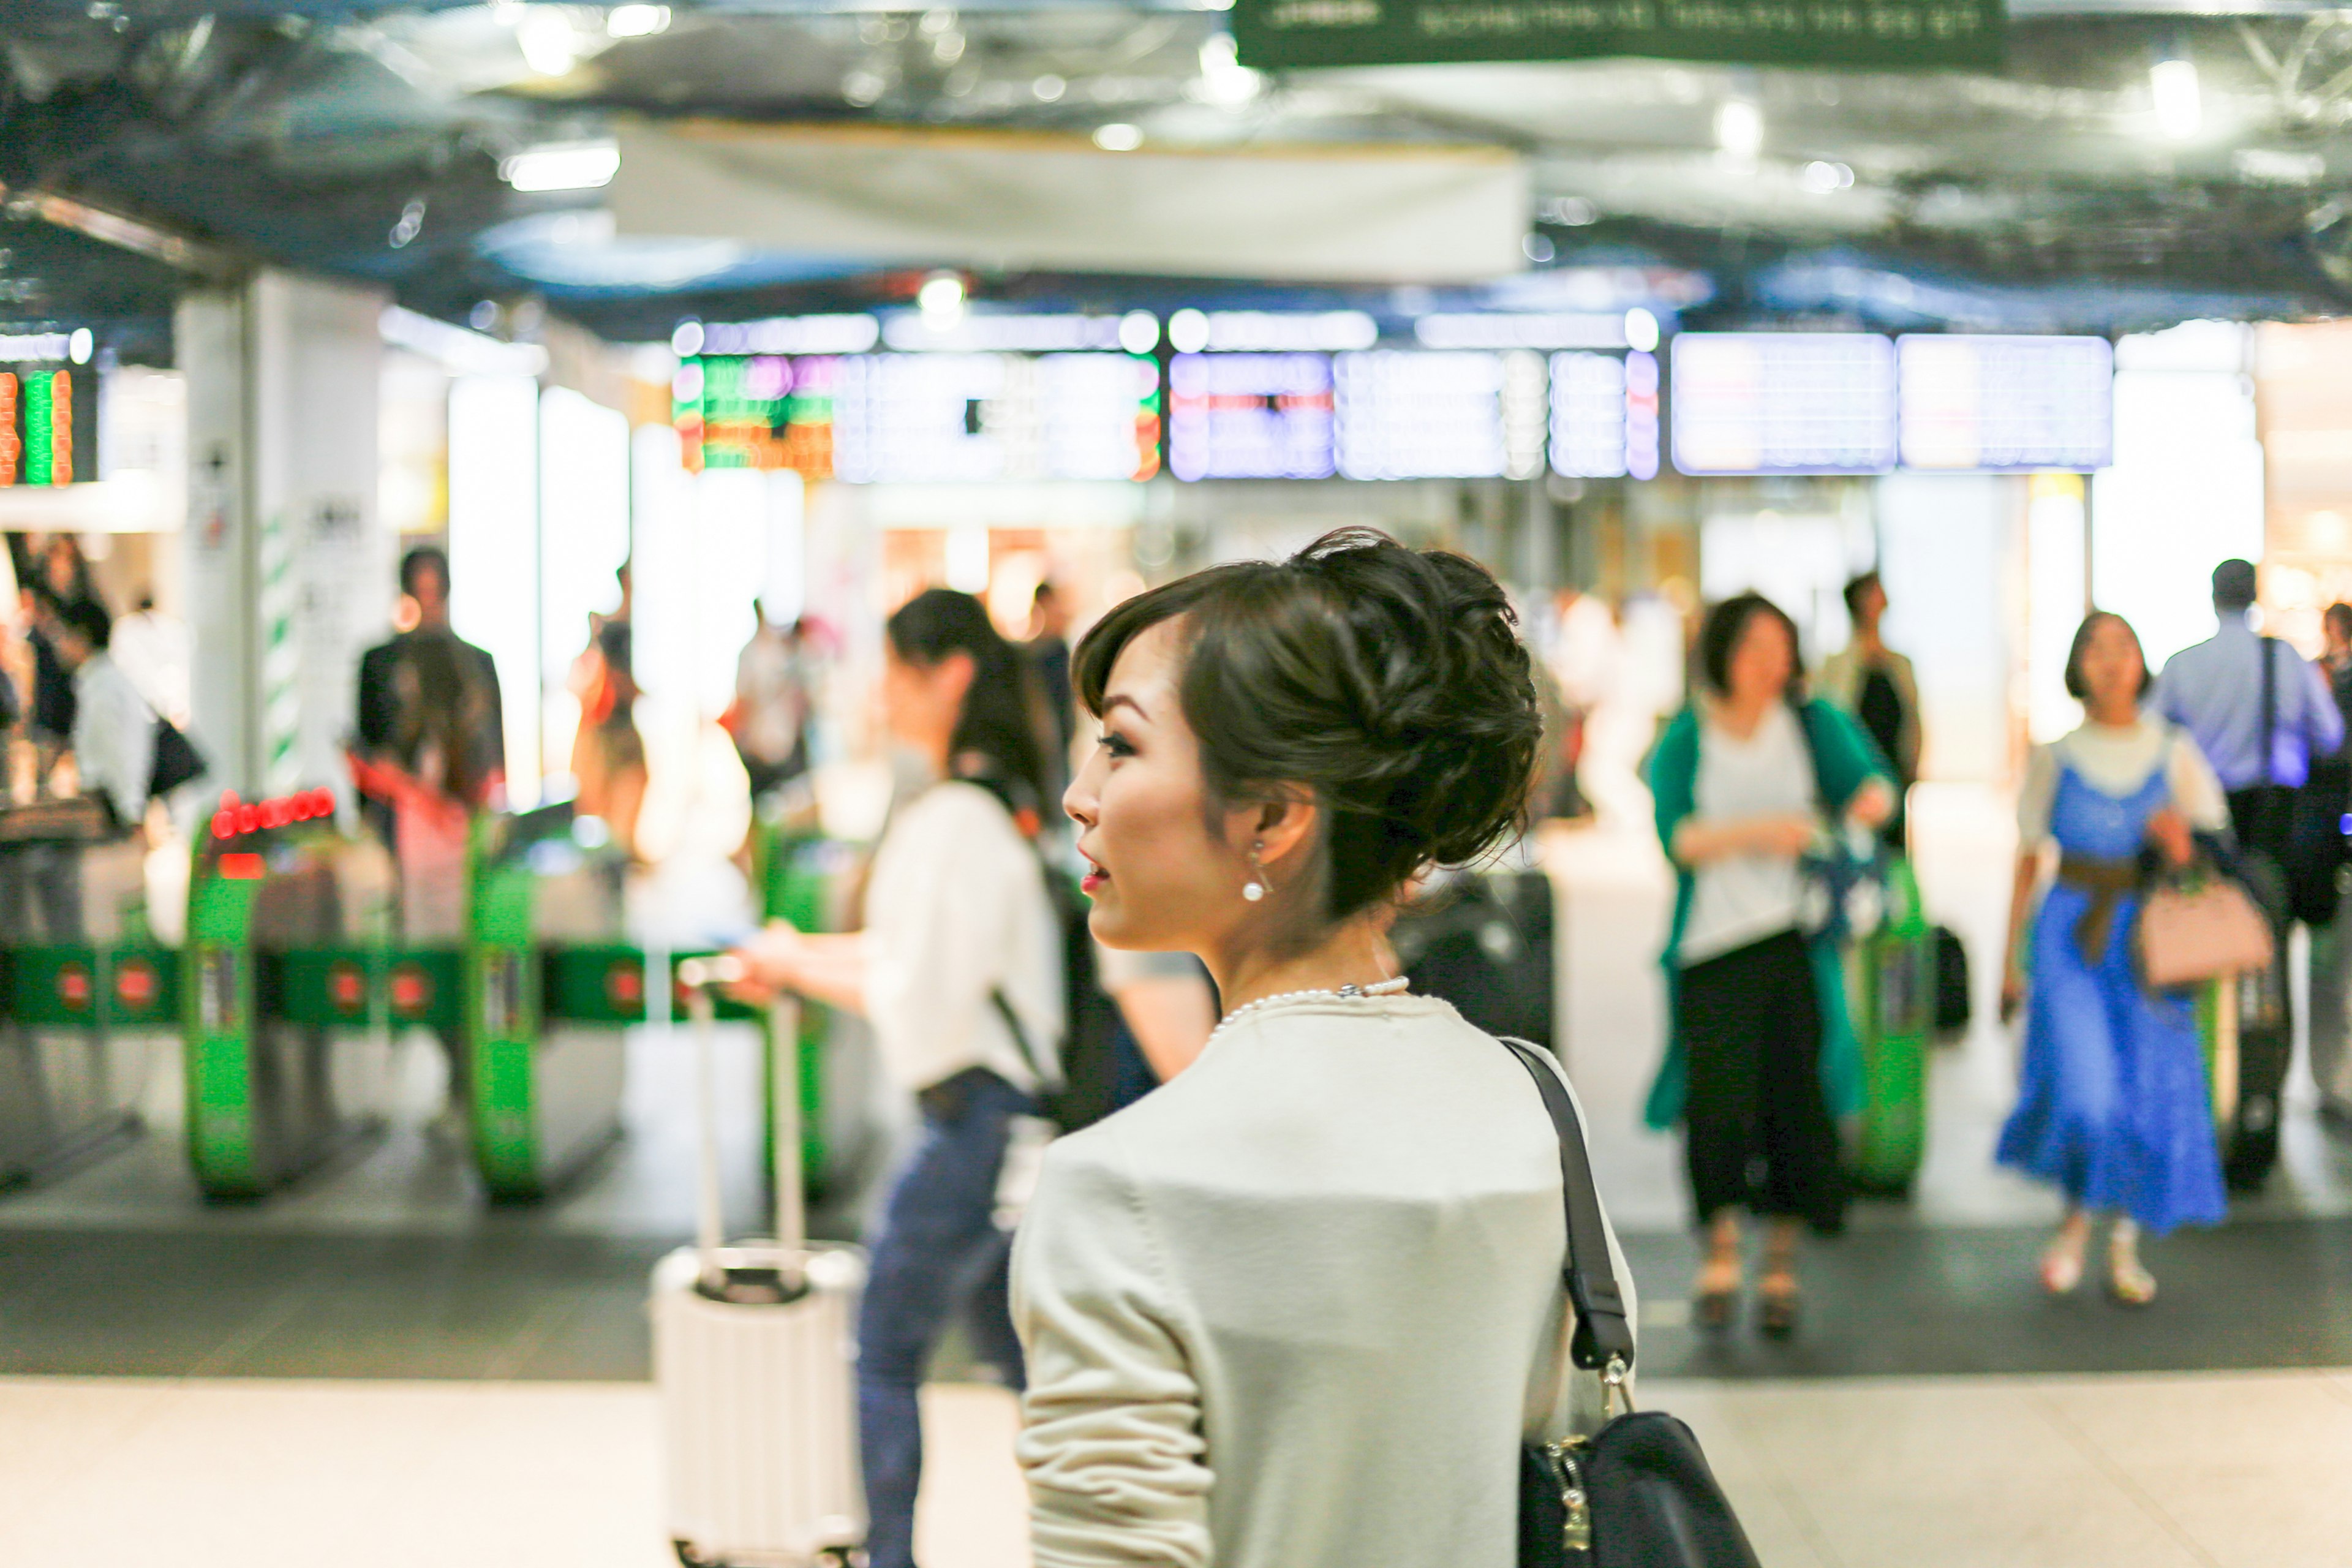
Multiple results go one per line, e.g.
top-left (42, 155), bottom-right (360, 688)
top-left (1072, 527), bottom-right (1541, 925)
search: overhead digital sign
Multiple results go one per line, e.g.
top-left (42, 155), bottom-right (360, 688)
top-left (0, 365), bottom-right (96, 487)
top-left (676, 352), bottom-right (1158, 483)
top-left (1548, 350), bottom-right (1660, 481)
top-left (1333, 350), bottom-right (1546, 482)
top-left (1670, 333), bottom-right (1898, 476)
top-left (1897, 334), bottom-right (2113, 472)
top-left (1168, 353), bottom-right (1336, 481)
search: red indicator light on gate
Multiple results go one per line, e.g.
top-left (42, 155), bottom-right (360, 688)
top-left (328, 962), bottom-right (366, 1013)
top-left (211, 789), bottom-right (336, 841)
top-left (389, 965), bottom-right (431, 1015)
top-left (56, 964), bottom-right (92, 1011)
top-left (114, 960), bottom-right (157, 1009)
top-left (607, 963), bottom-right (645, 1009)
top-left (218, 853), bottom-right (265, 879)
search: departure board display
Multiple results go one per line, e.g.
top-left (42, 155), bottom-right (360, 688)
top-left (674, 354), bottom-right (839, 478)
top-left (1167, 353), bottom-right (1335, 480)
top-left (1670, 333), bottom-right (1898, 475)
top-left (1548, 350), bottom-right (1661, 481)
top-left (1897, 334), bottom-right (2113, 471)
top-left (1333, 350), bottom-right (1546, 481)
top-left (0, 365), bottom-right (95, 487)
top-left (676, 353), bottom-right (1159, 483)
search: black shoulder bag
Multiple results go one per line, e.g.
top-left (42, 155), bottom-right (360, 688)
top-left (1501, 1038), bottom-right (1761, 1568)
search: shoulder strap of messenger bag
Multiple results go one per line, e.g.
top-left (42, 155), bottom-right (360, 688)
top-left (1499, 1037), bottom-right (1636, 1374)
top-left (2261, 634), bottom-right (2277, 790)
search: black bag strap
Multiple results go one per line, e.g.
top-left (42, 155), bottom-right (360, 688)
top-left (2261, 635), bottom-right (2278, 790)
top-left (989, 988), bottom-right (1051, 1084)
top-left (1499, 1037), bottom-right (1635, 1374)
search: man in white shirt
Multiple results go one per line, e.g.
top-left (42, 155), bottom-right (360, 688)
top-left (49, 598), bottom-right (152, 831)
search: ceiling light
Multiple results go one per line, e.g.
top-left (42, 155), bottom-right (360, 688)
top-left (842, 70), bottom-right (886, 107)
top-left (1167, 309), bottom-right (1210, 354)
top-left (516, 8), bottom-right (579, 75)
top-left (67, 328), bottom-right (93, 364)
top-left (499, 141), bottom-right (621, 192)
top-left (1623, 309), bottom-right (1659, 354)
top-left (1093, 123), bottom-right (1143, 151)
top-left (1118, 312), bottom-right (1160, 355)
top-left (389, 197), bottom-right (426, 249)
top-left (606, 4), bottom-right (669, 37)
top-left (1715, 100), bottom-right (1763, 160)
top-left (1033, 74), bottom-right (1066, 102)
top-left (1523, 234), bottom-right (1556, 263)
top-left (918, 273), bottom-right (967, 328)
top-left (2151, 58), bottom-right (2201, 140)
top-left (1198, 33), bottom-right (1261, 106)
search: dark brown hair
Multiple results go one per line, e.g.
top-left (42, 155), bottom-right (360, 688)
top-left (1072, 527), bottom-right (1540, 925)
top-left (1697, 592), bottom-right (1807, 703)
top-left (888, 587), bottom-right (1054, 811)
top-left (2063, 610), bottom-right (2151, 700)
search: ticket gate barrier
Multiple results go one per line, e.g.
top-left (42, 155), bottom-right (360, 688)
top-left (0, 827), bottom-right (173, 1186)
top-left (467, 804), bottom-right (643, 1202)
top-left (183, 797), bottom-right (410, 1200)
top-left (1848, 857), bottom-right (1932, 1199)
top-left (748, 824), bottom-right (861, 1200)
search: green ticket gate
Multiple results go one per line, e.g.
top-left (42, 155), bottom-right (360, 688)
top-left (0, 837), bottom-right (175, 1185)
top-left (464, 812), bottom-right (853, 1204)
top-left (467, 805), bottom-right (641, 1202)
top-left (183, 804), bottom-right (417, 1200)
top-left (1849, 857), bottom-right (1932, 1198)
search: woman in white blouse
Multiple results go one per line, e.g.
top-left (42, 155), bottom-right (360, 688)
top-left (1017, 529), bottom-right (1635, 1568)
top-left (737, 588), bottom-right (1063, 1568)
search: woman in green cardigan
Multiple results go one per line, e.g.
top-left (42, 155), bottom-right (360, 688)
top-left (1647, 593), bottom-right (1893, 1336)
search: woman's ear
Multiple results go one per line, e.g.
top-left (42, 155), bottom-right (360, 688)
top-left (1252, 793), bottom-right (1319, 870)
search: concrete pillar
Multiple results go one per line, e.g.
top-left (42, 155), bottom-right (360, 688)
top-left (178, 270), bottom-right (389, 801)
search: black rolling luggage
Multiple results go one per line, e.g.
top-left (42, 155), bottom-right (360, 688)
top-left (1391, 867), bottom-right (1556, 1053)
top-left (2223, 855), bottom-right (2293, 1193)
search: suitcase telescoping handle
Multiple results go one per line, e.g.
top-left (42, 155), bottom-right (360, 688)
top-left (676, 956), bottom-right (806, 1291)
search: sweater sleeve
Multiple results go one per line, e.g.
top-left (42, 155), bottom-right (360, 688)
top-left (1803, 698), bottom-right (1893, 812)
top-left (1647, 709), bottom-right (1700, 865)
top-left (1013, 1133), bottom-right (1213, 1568)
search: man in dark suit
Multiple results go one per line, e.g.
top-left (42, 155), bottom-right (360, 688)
top-left (354, 546), bottom-right (505, 843)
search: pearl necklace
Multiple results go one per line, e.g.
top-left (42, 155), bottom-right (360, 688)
top-left (1210, 975), bottom-right (1412, 1044)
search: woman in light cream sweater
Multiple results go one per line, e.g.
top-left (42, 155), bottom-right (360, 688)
top-left (1014, 529), bottom-right (1637, 1568)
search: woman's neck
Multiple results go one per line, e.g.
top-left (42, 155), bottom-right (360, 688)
top-left (1206, 916), bottom-right (1398, 1017)
top-left (2084, 696), bottom-right (2140, 729)
top-left (1713, 690), bottom-right (1779, 738)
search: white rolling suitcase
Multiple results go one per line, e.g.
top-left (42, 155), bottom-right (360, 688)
top-left (658, 960), bottom-right (867, 1568)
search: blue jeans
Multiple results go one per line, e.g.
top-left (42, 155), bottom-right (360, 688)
top-left (859, 1069), bottom-right (1031, 1568)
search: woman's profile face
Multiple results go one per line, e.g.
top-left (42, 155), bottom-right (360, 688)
top-left (1064, 619), bottom-right (1250, 952)
top-left (2077, 616), bottom-right (2146, 711)
top-left (1725, 609), bottom-right (1795, 706)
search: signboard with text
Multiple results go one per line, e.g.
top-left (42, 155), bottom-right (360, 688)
top-left (1234, 0), bottom-right (2000, 72)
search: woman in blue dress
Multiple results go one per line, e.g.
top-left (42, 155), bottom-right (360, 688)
top-left (1998, 612), bottom-right (2229, 1305)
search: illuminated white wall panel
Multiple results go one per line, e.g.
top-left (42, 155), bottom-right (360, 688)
top-left (2092, 323), bottom-right (2263, 674)
top-left (2026, 476), bottom-right (2089, 744)
top-left (538, 388), bottom-right (631, 792)
top-left (1877, 472), bottom-right (2015, 782)
top-left (448, 374), bottom-right (541, 805)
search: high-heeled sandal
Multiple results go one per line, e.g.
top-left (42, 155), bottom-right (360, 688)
top-left (2040, 1238), bottom-right (2086, 1297)
top-left (2106, 1254), bottom-right (2157, 1307)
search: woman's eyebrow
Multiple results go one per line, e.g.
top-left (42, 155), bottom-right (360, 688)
top-left (1102, 693), bottom-right (1148, 720)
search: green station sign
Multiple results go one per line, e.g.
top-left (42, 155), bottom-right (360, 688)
top-left (1233, 0), bottom-right (2002, 71)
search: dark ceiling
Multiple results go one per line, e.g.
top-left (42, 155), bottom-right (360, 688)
top-left (7, 0), bottom-right (2352, 358)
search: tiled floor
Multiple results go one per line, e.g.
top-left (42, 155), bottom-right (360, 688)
top-left (6, 1368), bottom-right (2345, 1568)
top-left (9, 791), bottom-right (2352, 1561)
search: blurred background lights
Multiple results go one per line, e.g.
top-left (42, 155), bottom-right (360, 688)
top-left (499, 141), bottom-right (620, 191)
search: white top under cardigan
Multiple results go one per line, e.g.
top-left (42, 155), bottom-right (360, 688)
top-left (1681, 700), bottom-right (1815, 965)
top-left (1011, 992), bottom-right (1635, 1568)
top-left (861, 780), bottom-right (1064, 1096)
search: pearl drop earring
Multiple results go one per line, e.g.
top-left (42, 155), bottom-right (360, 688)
top-left (1242, 842), bottom-right (1267, 903)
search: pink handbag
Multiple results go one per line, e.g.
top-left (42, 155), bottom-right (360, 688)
top-left (2138, 873), bottom-right (2275, 990)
